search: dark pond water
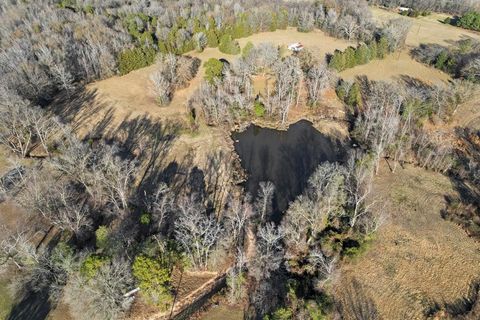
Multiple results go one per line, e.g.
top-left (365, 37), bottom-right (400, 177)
top-left (232, 120), bottom-right (346, 220)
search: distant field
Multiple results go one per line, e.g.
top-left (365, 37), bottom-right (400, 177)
top-left (341, 7), bottom-right (480, 84)
top-left (371, 8), bottom-right (480, 47)
top-left (340, 50), bottom-right (451, 84)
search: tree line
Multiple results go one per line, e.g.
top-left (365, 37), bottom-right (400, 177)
top-left (412, 38), bottom-right (480, 83)
top-left (328, 18), bottom-right (411, 71)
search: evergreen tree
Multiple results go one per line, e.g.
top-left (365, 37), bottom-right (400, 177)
top-left (204, 58), bottom-right (224, 84)
top-left (355, 44), bottom-right (370, 65)
top-left (219, 35), bottom-right (241, 54)
top-left (346, 82), bottom-right (362, 107)
top-left (368, 41), bottom-right (378, 60)
top-left (206, 29), bottom-right (219, 47)
top-left (377, 36), bottom-right (389, 58)
top-left (329, 50), bottom-right (346, 71)
top-left (344, 47), bottom-right (356, 69)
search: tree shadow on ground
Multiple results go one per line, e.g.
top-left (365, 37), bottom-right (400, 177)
top-left (47, 86), bottom-right (115, 134)
top-left (335, 278), bottom-right (380, 320)
top-left (7, 288), bottom-right (51, 320)
top-left (441, 127), bottom-right (480, 238)
top-left (426, 279), bottom-right (480, 319)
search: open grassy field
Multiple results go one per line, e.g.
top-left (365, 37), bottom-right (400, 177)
top-left (341, 7), bottom-right (480, 84)
top-left (333, 163), bottom-right (480, 319)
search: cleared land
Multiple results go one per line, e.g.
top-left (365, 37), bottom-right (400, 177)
top-left (341, 7), bottom-right (480, 84)
top-left (67, 27), bottom-right (354, 137)
top-left (334, 163), bottom-right (480, 319)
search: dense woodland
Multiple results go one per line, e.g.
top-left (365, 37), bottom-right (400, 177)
top-left (0, 0), bottom-right (480, 319)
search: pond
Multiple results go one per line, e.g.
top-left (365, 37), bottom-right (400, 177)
top-left (232, 120), bottom-right (346, 220)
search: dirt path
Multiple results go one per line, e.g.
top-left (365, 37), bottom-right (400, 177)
top-left (334, 163), bottom-right (480, 319)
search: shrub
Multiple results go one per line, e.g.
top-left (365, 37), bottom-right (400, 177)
top-left (118, 46), bottom-right (156, 75)
top-left (132, 255), bottom-right (173, 309)
top-left (457, 11), bottom-right (480, 31)
top-left (81, 255), bottom-right (108, 279)
top-left (218, 35), bottom-right (240, 54)
top-left (140, 212), bottom-right (151, 225)
top-left (242, 41), bottom-right (254, 58)
top-left (435, 51), bottom-right (449, 69)
top-left (253, 100), bottom-right (266, 117)
top-left (204, 58), bottom-right (224, 84)
top-left (264, 308), bottom-right (293, 320)
top-left (95, 226), bottom-right (109, 251)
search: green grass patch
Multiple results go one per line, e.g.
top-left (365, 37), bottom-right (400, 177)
top-left (0, 278), bottom-right (13, 319)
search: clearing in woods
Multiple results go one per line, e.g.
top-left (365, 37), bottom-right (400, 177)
top-left (340, 7), bottom-right (480, 83)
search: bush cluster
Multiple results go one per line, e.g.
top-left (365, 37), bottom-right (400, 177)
top-left (118, 46), bottom-right (156, 75)
top-left (399, 9), bottom-right (431, 18)
top-left (456, 11), bottom-right (480, 31)
top-left (412, 39), bottom-right (480, 83)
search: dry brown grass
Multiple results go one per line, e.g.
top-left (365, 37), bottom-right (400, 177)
top-left (334, 162), bottom-right (480, 320)
top-left (78, 27), bottom-right (354, 139)
top-left (371, 8), bottom-right (480, 48)
top-left (341, 7), bottom-right (480, 84)
top-left (340, 50), bottom-right (451, 84)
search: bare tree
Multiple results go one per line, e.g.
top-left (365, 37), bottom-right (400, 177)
top-left (99, 147), bottom-right (137, 212)
top-left (306, 63), bottom-right (336, 106)
top-left (225, 195), bottom-right (253, 248)
top-left (354, 82), bottom-right (403, 174)
top-left (150, 70), bottom-right (172, 105)
top-left (193, 32), bottom-right (207, 52)
top-left (227, 248), bottom-right (247, 304)
top-left (308, 249), bottom-right (337, 286)
top-left (174, 195), bottom-right (224, 270)
top-left (283, 162), bottom-right (347, 257)
top-left (345, 156), bottom-right (374, 228)
top-left (19, 173), bottom-right (92, 236)
top-left (144, 183), bottom-right (174, 233)
top-left (0, 225), bottom-right (39, 271)
top-left (268, 56), bottom-right (302, 124)
top-left (65, 259), bottom-right (135, 320)
top-left (339, 15), bottom-right (360, 40)
top-left (53, 139), bottom-right (137, 212)
top-left (381, 18), bottom-right (412, 52)
top-left (254, 181), bottom-right (275, 223)
top-left (249, 223), bottom-right (284, 281)
top-left (0, 91), bottom-right (61, 157)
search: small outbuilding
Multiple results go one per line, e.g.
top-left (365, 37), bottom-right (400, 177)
top-left (288, 42), bottom-right (304, 52)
